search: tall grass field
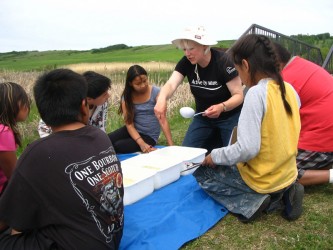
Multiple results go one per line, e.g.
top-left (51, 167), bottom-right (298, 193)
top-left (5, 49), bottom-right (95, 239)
top-left (1, 58), bottom-right (332, 249)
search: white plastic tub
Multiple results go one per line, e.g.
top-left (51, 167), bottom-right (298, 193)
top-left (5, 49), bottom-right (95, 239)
top-left (121, 154), bottom-right (181, 190)
top-left (121, 161), bottom-right (155, 206)
top-left (149, 146), bottom-right (207, 175)
top-left (120, 146), bottom-right (206, 205)
top-left (138, 154), bottom-right (182, 189)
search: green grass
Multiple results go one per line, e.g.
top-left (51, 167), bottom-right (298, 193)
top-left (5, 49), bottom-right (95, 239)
top-left (0, 45), bottom-right (172, 71)
top-left (0, 42), bottom-right (234, 71)
top-left (182, 184), bottom-right (333, 249)
top-left (0, 45), bottom-right (180, 71)
top-left (1, 36), bottom-right (331, 72)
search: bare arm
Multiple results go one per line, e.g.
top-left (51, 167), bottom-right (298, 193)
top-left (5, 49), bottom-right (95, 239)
top-left (0, 151), bottom-right (17, 179)
top-left (204, 76), bottom-right (244, 118)
top-left (0, 152), bottom-right (17, 234)
top-left (125, 123), bottom-right (153, 153)
top-left (157, 111), bottom-right (174, 146)
top-left (121, 101), bottom-right (153, 153)
top-left (154, 71), bottom-right (184, 120)
top-left (224, 76), bottom-right (244, 109)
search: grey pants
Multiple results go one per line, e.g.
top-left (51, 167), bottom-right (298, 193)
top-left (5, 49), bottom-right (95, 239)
top-left (193, 165), bottom-right (271, 219)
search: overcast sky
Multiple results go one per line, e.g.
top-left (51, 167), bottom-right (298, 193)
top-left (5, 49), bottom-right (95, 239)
top-left (0, 0), bottom-right (332, 53)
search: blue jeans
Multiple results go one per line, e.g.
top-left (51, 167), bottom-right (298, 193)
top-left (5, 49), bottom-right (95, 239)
top-left (193, 165), bottom-right (270, 219)
top-left (182, 111), bottom-right (240, 152)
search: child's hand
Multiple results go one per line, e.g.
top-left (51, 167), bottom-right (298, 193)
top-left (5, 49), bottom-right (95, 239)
top-left (140, 144), bottom-right (154, 153)
top-left (149, 147), bottom-right (157, 152)
top-left (11, 228), bottom-right (21, 235)
top-left (201, 154), bottom-right (216, 168)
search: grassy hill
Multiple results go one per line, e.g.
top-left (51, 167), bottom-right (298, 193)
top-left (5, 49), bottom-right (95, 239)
top-left (0, 35), bottom-right (331, 72)
top-left (0, 40), bottom-right (235, 71)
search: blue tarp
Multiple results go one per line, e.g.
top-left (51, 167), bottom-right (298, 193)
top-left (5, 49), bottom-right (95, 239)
top-left (118, 153), bottom-right (228, 250)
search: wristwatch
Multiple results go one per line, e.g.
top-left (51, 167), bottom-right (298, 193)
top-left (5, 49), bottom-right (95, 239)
top-left (222, 102), bottom-right (227, 112)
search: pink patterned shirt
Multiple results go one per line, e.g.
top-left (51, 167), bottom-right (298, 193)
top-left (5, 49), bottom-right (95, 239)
top-left (0, 124), bottom-right (17, 193)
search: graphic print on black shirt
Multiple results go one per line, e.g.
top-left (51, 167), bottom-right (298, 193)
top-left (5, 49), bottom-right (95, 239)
top-left (65, 146), bottom-right (123, 243)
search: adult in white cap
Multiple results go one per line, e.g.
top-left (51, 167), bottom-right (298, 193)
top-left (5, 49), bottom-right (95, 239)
top-left (154, 26), bottom-right (244, 151)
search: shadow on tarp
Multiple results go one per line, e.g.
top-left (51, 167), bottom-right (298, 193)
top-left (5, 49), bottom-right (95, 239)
top-left (119, 174), bottom-right (228, 250)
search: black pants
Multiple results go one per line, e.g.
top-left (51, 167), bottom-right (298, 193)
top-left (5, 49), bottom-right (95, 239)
top-left (108, 126), bottom-right (156, 154)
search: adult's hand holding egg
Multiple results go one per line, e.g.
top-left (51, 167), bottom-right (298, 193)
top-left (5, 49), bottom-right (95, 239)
top-left (180, 107), bottom-right (205, 118)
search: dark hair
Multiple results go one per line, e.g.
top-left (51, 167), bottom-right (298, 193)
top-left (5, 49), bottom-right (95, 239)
top-left (33, 69), bottom-right (88, 127)
top-left (273, 42), bottom-right (292, 65)
top-left (82, 71), bottom-right (111, 99)
top-left (229, 34), bottom-right (292, 115)
top-left (0, 82), bottom-right (30, 146)
top-left (120, 65), bottom-right (148, 123)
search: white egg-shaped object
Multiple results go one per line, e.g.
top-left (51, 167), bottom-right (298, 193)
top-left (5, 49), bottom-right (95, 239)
top-left (180, 107), bottom-right (195, 118)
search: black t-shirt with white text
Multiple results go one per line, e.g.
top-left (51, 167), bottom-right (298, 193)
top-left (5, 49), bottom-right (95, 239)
top-left (175, 48), bottom-right (242, 119)
top-left (0, 126), bottom-right (123, 249)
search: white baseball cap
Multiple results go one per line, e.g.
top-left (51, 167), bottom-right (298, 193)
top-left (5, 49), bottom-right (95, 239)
top-left (172, 26), bottom-right (218, 47)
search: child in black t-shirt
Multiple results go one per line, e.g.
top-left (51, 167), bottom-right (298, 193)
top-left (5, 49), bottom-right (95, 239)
top-left (0, 69), bottom-right (123, 250)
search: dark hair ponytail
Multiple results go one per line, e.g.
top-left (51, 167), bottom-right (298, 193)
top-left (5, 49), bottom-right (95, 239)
top-left (229, 34), bottom-right (292, 115)
top-left (258, 35), bottom-right (292, 115)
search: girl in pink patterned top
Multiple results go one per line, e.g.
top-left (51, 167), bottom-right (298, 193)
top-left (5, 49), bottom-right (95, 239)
top-left (0, 82), bottom-right (30, 194)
